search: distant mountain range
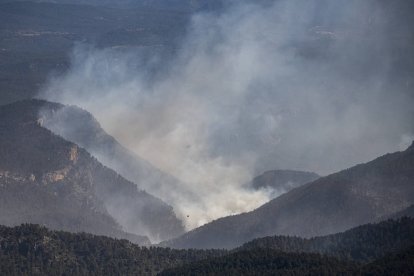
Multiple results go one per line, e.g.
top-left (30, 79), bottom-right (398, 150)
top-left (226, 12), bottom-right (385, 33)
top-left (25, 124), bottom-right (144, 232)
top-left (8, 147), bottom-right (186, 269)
top-left (0, 0), bottom-right (227, 11)
top-left (0, 0), bottom-right (274, 10)
top-left (0, 1), bottom-right (189, 105)
top-left (1, 0), bottom-right (413, 108)
top-left (162, 141), bottom-right (414, 249)
top-left (0, 99), bottom-right (184, 243)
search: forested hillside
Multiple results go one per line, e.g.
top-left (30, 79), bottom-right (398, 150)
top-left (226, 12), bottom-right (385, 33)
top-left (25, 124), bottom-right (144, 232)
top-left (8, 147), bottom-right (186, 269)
top-left (0, 224), bottom-right (224, 275)
top-left (1, 218), bottom-right (413, 275)
top-left (163, 142), bottom-right (414, 249)
top-left (162, 219), bottom-right (414, 275)
top-left (160, 249), bottom-right (356, 276)
top-left (160, 247), bottom-right (414, 276)
top-left (0, 100), bottom-right (184, 242)
top-left (239, 217), bottom-right (414, 262)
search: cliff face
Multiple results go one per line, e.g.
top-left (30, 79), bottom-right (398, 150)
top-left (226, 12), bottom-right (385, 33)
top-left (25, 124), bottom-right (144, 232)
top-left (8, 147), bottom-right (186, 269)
top-left (36, 100), bottom-right (186, 212)
top-left (0, 100), bottom-right (184, 243)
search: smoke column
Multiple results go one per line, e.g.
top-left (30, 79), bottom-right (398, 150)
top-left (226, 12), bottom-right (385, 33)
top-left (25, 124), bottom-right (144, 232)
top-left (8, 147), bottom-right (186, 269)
top-left (39, 0), bottom-right (414, 229)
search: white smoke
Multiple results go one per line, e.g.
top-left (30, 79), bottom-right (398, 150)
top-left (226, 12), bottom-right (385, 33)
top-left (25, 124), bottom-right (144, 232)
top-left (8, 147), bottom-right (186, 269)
top-left (39, 0), bottom-right (414, 229)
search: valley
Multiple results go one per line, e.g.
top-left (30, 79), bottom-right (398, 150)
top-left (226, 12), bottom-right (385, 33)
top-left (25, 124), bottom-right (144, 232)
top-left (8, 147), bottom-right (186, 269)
top-left (0, 0), bottom-right (413, 275)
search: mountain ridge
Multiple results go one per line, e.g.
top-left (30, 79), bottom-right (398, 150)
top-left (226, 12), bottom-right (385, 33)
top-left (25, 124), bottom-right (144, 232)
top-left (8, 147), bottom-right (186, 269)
top-left (35, 100), bottom-right (191, 211)
top-left (251, 169), bottom-right (320, 198)
top-left (237, 217), bottom-right (414, 263)
top-left (161, 142), bottom-right (414, 248)
top-left (0, 99), bottom-right (184, 243)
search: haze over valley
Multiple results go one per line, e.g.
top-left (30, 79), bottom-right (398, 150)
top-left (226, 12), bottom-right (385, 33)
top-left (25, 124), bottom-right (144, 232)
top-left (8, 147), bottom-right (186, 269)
top-left (0, 0), bottom-right (414, 274)
top-left (36, 0), bottom-right (414, 229)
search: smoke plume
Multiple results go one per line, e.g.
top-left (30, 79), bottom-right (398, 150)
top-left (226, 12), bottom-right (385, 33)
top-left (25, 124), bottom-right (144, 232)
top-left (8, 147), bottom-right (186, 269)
top-left (39, 0), bottom-right (414, 229)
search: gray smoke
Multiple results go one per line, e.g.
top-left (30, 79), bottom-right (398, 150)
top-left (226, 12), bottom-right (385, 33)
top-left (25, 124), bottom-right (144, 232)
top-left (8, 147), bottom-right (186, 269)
top-left (39, 0), bottom-right (414, 229)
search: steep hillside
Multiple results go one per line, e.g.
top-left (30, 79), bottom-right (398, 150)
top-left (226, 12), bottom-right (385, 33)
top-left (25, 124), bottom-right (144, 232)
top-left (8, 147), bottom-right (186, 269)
top-left (162, 143), bottom-right (414, 248)
top-left (35, 100), bottom-right (187, 209)
top-left (0, 224), bottom-right (224, 275)
top-left (0, 100), bottom-right (184, 242)
top-left (251, 170), bottom-right (319, 197)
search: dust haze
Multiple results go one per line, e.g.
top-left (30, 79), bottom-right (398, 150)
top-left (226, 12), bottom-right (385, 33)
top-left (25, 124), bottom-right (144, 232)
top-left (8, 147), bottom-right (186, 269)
top-left (39, 0), bottom-right (414, 230)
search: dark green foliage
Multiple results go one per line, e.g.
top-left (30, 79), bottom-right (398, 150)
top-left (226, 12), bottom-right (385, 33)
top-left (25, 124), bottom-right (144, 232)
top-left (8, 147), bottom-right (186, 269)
top-left (361, 245), bottom-right (414, 276)
top-left (161, 218), bottom-right (414, 275)
top-left (1, 220), bottom-right (414, 275)
top-left (159, 246), bottom-right (414, 276)
top-left (160, 249), bottom-right (357, 276)
top-left (239, 218), bottom-right (414, 262)
top-left (0, 224), bottom-right (225, 276)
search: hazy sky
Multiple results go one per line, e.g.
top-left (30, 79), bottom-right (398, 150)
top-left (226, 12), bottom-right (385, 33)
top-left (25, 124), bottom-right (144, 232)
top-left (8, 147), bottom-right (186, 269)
top-left (40, 0), bottom-right (414, 229)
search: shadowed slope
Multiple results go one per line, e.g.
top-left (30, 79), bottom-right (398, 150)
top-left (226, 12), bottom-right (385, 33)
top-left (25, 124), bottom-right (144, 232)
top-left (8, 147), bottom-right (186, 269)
top-left (162, 142), bottom-right (414, 248)
top-left (0, 99), bottom-right (184, 242)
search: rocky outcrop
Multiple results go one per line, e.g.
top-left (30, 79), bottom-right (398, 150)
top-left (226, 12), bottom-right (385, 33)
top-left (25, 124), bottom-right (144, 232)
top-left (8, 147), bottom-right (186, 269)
top-left (0, 100), bottom-right (184, 243)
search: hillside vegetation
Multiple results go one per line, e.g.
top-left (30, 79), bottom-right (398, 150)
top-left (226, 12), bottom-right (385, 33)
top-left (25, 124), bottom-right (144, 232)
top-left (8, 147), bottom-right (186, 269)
top-left (163, 142), bottom-right (414, 249)
top-left (0, 224), bottom-right (224, 275)
top-left (0, 100), bottom-right (184, 242)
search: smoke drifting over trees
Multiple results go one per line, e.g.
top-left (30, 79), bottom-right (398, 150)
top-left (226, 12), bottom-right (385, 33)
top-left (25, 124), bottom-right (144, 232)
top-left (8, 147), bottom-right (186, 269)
top-left (39, 0), bottom-right (414, 229)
